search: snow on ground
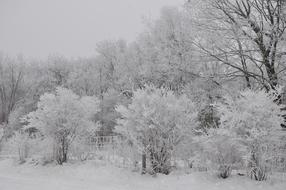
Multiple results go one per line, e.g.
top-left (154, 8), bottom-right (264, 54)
top-left (0, 159), bottom-right (285, 190)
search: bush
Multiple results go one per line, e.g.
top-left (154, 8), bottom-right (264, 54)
top-left (249, 163), bottom-right (267, 181)
top-left (116, 85), bottom-right (197, 174)
top-left (218, 165), bottom-right (232, 179)
top-left (215, 89), bottom-right (285, 180)
top-left (247, 141), bottom-right (270, 181)
top-left (201, 135), bottom-right (244, 178)
top-left (4, 131), bottom-right (36, 163)
top-left (22, 87), bottom-right (100, 164)
top-left (14, 131), bottom-right (30, 162)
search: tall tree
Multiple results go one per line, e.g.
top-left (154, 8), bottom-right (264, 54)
top-left (136, 6), bottom-right (197, 92)
top-left (189, 0), bottom-right (286, 90)
top-left (0, 55), bottom-right (24, 124)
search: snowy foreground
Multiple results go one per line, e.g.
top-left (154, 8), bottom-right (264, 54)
top-left (0, 159), bottom-right (285, 190)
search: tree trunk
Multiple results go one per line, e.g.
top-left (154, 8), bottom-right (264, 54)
top-left (141, 151), bottom-right (146, 174)
top-left (56, 136), bottom-right (68, 165)
top-left (149, 144), bottom-right (171, 175)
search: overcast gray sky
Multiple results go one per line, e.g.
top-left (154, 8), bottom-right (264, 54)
top-left (0, 0), bottom-right (184, 59)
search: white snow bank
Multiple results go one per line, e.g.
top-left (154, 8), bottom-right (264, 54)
top-left (0, 159), bottom-right (285, 190)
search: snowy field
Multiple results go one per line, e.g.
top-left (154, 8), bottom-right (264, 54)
top-left (0, 159), bottom-right (285, 190)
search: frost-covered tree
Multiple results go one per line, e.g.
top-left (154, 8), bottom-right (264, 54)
top-left (22, 87), bottom-right (99, 164)
top-left (94, 89), bottom-right (130, 135)
top-left (0, 55), bottom-right (25, 124)
top-left (66, 58), bottom-right (100, 96)
top-left (47, 55), bottom-right (71, 86)
top-left (134, 6), bottom-right (198, 92)
top-left (216, 90), bottom-right (284, 138)
top-left (215, 89), bottom-right (286, 180)
top-left (116, 85), bottom-right (197, 174)
top-left (96, 40), bottom-right (127, 94)
top-left (198, 135), bottom-right (244, 178)
top-left (188, 0), bottom-right (286, 89)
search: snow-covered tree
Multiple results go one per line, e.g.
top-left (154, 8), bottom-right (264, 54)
top-left (116, 85), bottom-right (197, 174)
top-left (66, 58), bottom-right (100, 96)
top-left (214, 89), bottom-right (286, 180)
top-left (133, 6), bottom-right (198, 92)
top-left (0, 55), bottom-right (25, 124)
top-left (94, 89), bottom-right (130, 135)
top-left (216, 89), bottom-right (284, 139)
top-left (22, 87), bottom-right (100, 164)
top-left (187, 0), bottom-right (286, 90)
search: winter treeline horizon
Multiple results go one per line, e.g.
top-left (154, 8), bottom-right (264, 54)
top-left (0, 0), bottom-right (286, 183)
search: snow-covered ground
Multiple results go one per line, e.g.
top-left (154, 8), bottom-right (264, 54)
top-left (0, 159), bottom-right (285, 190)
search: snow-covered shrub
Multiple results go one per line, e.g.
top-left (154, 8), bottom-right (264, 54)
top-left (15, 132), bottom-right (30, 162)
top-left (4, 131), bottom-right (31, 162)
top-left (215, 89), bottom-right (285, 180)
top-left (201, 135), bottom-right (244, 178)
top-left (114, 138), bottom-right (140, 169)
top-left (268, 134), bottom-right (286, 172)
top-left (116, 85), bottom-right (197, 174)
top-left (22, 87), bottom-right (100, 164)
top-left (247, 141), bottom-right (269, 181)
top-left (6, 106), bottom-right (27, 138)
top-left (2, 130), bottom-right (52, 164)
